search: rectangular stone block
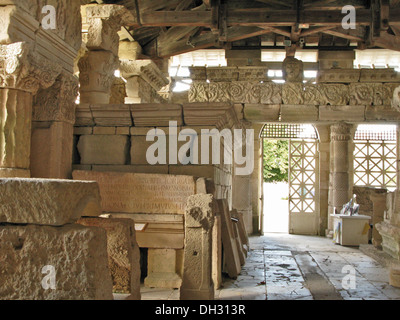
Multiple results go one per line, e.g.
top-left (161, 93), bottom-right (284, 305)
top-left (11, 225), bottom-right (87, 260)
top-left (243, 104), bottom-right (280, 122)
top-left (281, 105), bottom-right (318, 122)
top-left (30, 121), bottom-right (74, 179)
top-left (319, 105), bottom-right (365, 121)
top-left (0, 223), bottom-right (113, 300)
top-left (131, 104), bottom-right (183, 127)
top-left (91, 104), bottom-right (133, 127)
top-left (77, 217), bottom-right (141, 299)
top-left (77, 135), bottom-right (129, 165)
top-left (365, 105), bottom-right (400, 121)
top-left (145, 248), bottom-right (182, 289)
top-left (72, 170), bottom-right (196, 215)
top-left (0, 178), bottom-right (102, 226)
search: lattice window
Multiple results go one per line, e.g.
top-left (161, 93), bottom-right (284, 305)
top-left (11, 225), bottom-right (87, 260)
top-left (354, 125), bottom-right (397, 190)
top-left (261, 123), bottom-right (318, 140)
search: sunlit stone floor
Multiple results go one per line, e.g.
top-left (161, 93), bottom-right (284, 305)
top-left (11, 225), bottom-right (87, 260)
top-left (115, 233), bottom-right (400, 300)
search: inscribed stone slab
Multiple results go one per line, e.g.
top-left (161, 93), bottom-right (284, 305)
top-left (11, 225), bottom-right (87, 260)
top-left (73, 171), bottom-right (196, 214)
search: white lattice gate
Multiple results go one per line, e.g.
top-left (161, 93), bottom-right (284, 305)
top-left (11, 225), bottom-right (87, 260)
top-left (288, 139), bottom-right (319, 235)
top-left (262, 124), bottom-right (319, 235)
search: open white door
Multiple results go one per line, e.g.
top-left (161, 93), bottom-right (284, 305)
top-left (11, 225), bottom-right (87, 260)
top-left (288, 139), bottom-right (319, 235)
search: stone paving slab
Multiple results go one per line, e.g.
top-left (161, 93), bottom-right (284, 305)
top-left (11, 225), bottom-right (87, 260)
top-left (138, 234), bottom-right (400, 300)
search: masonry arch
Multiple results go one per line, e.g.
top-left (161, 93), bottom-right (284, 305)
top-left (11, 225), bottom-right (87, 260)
top-left (261, 123), bottom-right (320, 235)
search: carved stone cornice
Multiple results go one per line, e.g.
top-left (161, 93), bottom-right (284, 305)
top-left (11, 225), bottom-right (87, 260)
top-left (189, 66), bottom-right (269, 82)
top-left (84, 4), bottom-right (137, 27)
top-left (0, 42), bottom-right (62, 94)
top-left (119, 60), bottom-right (169, 92)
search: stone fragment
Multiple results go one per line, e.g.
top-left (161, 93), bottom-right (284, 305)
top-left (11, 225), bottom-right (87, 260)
top-left (77, 217), bottom-right (141, 299)
top-left (212, 213), bottom-right (222, 290)
top-left (180, 194), bottom-right (215, 300)
top-left (0, 223), bottom-right (113, 300)
top-left (390, 266), bottom-right (400, 288)
top-left (0, 178), bottom-right (102, 226)
top-left (217, 199), bottom-right (241, 279)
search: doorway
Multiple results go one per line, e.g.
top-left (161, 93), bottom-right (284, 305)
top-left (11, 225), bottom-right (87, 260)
top-left (261, 123), bottom-right (319, 235)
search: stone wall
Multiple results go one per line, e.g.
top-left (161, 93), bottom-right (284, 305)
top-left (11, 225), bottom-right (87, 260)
top-left (73, 102), bottom-right (246, 229)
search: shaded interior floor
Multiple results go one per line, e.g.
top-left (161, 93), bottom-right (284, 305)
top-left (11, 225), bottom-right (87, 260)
top-left (116, 233), bottom-right (400, 300)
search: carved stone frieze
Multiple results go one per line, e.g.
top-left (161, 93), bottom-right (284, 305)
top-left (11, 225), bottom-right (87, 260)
top-left (260, 82), bottom-right (282, 104)
top-left (282, 83), bottom-right (304, 104)
top-left (319, 84), bottom-right (350, 105)
top-left (189, 81), bottom-right (209, 103)
top-left (392, 86), bottom-right (400, 112)
top-left (208, 82), bottom-right (230, 103)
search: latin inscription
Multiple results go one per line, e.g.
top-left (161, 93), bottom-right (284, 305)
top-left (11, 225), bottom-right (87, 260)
top-left (73, 171), bottom-right (195, 214)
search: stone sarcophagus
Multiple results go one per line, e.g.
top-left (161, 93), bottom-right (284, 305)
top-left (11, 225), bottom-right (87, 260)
top-left (72, 170), bottom-right (199, 289)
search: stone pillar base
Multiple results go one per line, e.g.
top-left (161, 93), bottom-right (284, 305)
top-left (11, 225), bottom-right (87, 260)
top-left (180, 286), bottom-right (215, 300)
top-left (144, 272), bottom-right (182, 289)
top-left (0, 168), bottom-right (30, 178)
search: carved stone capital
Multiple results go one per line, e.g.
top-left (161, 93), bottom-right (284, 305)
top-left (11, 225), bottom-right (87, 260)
top-left (330, 122), bottom-right (353, 141)
top-left (78, 50), bottom-right (119, 94)
top-left (33, 72), bottom-right (79, 124)
top-left (0, 42), bottom-right (62, 94)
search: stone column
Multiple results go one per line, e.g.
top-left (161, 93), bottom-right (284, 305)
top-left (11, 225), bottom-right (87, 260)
top-left (0, 42), bottom-right (61, 178)
top-left (79, 5), bottom-right (135, 104)
top-left (251, 124), bottom-right (263, 235)
top-left (328, 122), bottom-right (355, 231)
top-left (31, 72), bottom-right (79, 178)
top-left (315, 124), bottom-right (331, 236)
top-left (180, 194), bottom-right (215, 300)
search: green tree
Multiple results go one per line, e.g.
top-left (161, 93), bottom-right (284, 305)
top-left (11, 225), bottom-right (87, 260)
top-left (263, 139), bottom-right (289, 183)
